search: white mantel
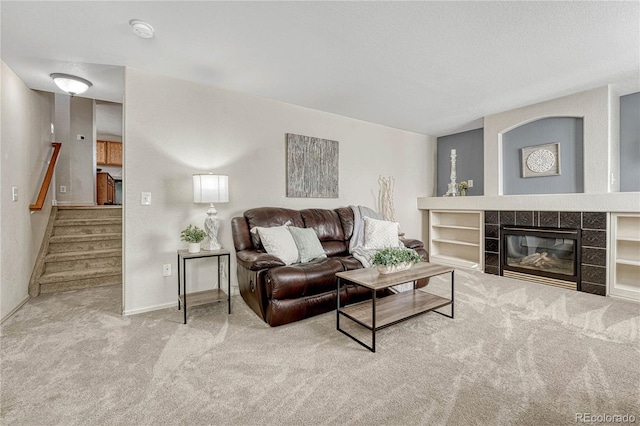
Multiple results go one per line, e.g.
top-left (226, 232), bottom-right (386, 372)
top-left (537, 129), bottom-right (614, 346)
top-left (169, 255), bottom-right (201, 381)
top-left (421, 86), bottom-right (640, 213)
top-left (417, 192), bottom-right (640, 213)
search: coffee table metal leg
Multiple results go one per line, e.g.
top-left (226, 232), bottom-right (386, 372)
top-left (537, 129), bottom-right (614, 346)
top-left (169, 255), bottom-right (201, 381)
top-left (336, 277), bottom-right (341, 330)
top-left (433, 269), bottom-right (455, 319)
top-left (371, 288), bottom-right (376, 353)
top-left (451, 270), bottom-right (455, 319)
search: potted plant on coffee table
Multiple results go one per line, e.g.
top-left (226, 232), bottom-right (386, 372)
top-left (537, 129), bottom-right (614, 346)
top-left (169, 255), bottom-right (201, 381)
top-left (371, 247), bottom-right (423, 274)
top-left (181, 224), bottom-right (206, 253)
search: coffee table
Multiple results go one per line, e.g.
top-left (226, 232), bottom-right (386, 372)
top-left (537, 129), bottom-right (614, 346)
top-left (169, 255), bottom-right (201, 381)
top-left (336, 262), bottom-right (454, 352)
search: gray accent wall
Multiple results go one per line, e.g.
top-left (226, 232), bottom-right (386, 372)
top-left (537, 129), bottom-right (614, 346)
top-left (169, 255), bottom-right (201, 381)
top-left (437, 128), bottom-right (484, 196)
top-left (502, 117), bottom-right (583, 195)
top-left (620, 92), bottom-right (640, 192)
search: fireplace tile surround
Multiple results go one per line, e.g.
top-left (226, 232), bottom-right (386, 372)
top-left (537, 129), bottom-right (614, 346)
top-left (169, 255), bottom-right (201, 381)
top-left (484, 210), bottom-right (607, 295)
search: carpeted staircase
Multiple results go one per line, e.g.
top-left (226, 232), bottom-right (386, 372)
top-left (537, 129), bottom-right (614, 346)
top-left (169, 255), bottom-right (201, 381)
top-left (29, 206), bottom-right (122, 296)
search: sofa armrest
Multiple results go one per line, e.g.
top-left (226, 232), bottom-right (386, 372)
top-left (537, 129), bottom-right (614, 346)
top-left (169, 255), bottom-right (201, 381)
top-left (236, 250), bottom-right (285, 270)
top-left (401, 238), bottom-right (424, 250)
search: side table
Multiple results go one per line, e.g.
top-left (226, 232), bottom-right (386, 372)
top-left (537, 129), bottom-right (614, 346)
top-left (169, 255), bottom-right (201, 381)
top-left (177, 249), bottom-right (231, 324)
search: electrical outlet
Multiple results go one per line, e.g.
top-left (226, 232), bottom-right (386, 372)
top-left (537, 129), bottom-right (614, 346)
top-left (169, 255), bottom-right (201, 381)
top-left (141, 192), bottom-right (151, 205)
top-left (468, 179), bottom-right (474, 188)
top-left (60, 185), bottom-right (67, 193)
top-left (163, 264), bottom-right (171, 276)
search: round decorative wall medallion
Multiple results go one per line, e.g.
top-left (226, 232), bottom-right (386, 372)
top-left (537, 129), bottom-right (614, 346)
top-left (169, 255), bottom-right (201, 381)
top-left (526, 149), bottom-right (556, 173)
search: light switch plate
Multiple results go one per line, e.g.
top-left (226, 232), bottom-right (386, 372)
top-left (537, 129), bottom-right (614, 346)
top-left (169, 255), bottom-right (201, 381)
top-left (141, 192), bottom-right (151, 205)
top-left (468, 180), bottom-right (474, 188)
top-left (12, 187), bottom-right (18, 202)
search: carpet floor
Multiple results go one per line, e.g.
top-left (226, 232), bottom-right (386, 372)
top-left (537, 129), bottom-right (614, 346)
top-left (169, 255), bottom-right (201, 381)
top-left (1, 269), bottom-right (639, 425)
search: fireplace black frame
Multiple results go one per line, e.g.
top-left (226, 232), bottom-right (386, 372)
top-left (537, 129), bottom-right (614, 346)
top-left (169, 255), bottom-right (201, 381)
top-left (500, 226), bottom-right (582, 289)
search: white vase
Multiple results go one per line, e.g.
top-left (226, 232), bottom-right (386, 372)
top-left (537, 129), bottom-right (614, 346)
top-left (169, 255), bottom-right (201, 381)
top-left (376, 262), bottom-right (412, 275)
top-left (188, 242), bottom-right (201, 254)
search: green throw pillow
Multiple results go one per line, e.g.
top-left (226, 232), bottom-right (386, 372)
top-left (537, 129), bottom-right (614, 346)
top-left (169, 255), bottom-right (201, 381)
top-left (287, 226), bottom-right (327, 263)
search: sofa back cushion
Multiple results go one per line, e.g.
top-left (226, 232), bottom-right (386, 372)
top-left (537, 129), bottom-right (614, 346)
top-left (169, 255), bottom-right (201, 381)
top-left (244, 207), bottom-right (305, 250)
top-left (301, 209), bottom-right (348, 256)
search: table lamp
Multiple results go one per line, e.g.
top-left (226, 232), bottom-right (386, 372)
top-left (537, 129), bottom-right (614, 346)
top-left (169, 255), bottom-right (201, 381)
top-left (193, 174), bottom-right (229, 250)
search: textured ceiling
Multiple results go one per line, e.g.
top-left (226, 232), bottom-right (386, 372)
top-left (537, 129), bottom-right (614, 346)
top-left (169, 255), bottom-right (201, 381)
top-left (2, 1), bottom-right (638, 136)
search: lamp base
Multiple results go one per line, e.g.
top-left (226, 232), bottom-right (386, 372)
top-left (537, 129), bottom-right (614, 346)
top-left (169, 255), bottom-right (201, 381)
top-left (204, 204), bottom-right (222, 251)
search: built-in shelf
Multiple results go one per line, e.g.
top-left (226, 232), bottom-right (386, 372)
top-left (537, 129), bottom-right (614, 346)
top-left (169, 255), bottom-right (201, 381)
top-left (432, 238), bottom-right (480, 247)
top-left (430, 254), bottom-right (479, 270)
top-left (616, 259), bottom-right (640, 267)
top-left (429, 210), bottom-right (483, 270)
top-left (432, 224), bottom-right (479, 231)
top-left (609, 213), bottom-right (640, 302)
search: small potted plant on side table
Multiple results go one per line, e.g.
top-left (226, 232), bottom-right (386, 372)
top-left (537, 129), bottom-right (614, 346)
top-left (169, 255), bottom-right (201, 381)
top-left (181, 224), bottom-right (206, 254)
top-left (371, 247), bottom-right (423, 274)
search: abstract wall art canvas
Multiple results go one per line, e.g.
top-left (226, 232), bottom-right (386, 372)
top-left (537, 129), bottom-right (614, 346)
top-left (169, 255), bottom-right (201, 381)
top-left (286, 133), bottom-right (339, 198)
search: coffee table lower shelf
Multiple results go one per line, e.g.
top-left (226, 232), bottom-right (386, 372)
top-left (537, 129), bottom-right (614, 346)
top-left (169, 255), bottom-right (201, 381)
top-left (339, 290), bottom-right (451, 329)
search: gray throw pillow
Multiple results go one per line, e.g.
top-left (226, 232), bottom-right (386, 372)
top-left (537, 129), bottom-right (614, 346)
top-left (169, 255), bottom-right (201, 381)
top-left (287, 226), bottom-right (327, 263)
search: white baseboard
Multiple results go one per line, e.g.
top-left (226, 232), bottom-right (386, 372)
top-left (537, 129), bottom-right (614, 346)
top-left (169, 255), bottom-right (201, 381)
top-left (122, 291), bottom-right (239, 316)
top-left (1, 295), bottom-right (30, 324)
top-left (122, 301), bottom-right (176, 316)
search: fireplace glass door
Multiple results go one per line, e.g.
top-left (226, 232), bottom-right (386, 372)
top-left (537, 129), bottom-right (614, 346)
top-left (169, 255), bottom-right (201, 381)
top-left (505, 235), bottom-right (576, 276)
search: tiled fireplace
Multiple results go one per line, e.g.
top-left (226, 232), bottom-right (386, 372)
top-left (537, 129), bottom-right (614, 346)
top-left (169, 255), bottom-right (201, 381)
top-left (484, 211), bottom-right (607, 296)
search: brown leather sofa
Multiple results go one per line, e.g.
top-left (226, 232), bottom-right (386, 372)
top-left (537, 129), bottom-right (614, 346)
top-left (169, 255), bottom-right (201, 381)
top-left (231, 207), bottom-right (428, 327)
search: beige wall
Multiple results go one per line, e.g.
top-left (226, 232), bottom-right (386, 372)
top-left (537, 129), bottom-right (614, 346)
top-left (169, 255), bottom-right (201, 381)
top-left (1, 61), bottom-right (54, 320)
top-left (54, 96), bottom-right (96, 205)
top-left (123, 68), bottom-right (436, 314)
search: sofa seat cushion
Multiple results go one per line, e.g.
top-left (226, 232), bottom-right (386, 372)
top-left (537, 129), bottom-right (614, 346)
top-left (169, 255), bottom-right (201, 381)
top-left (265, 258), bottom-right (345, 300)
top-left (333, 255), bottom-right (365, 271)
top-left (265, 283), bottom-right (375, 327)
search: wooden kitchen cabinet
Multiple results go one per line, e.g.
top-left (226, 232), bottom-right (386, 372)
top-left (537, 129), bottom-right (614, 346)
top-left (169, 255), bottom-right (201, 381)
top-left (97, 140), bottom-right (122, 166)
top-left (97, 172), bottom-right (115, 205)
top-left (107, 142), bottom-right (122, 166)
top-left (97, 140), bottom-right (108, 164)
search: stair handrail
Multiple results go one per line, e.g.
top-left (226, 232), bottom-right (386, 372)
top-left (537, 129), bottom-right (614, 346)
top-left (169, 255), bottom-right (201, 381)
top-left (29, 142), bottom-right (62, 212)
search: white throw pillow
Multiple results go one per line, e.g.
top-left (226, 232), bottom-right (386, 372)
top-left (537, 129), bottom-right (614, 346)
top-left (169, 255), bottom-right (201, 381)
top-left (363, 217), bottom-right (401, 250)
top-left (254, 225), bottom-right (299, 265)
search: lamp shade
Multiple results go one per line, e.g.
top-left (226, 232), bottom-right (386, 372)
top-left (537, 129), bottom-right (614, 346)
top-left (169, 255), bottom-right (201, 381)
top-left (193, 174), bottom-right (229, 203)
top-left (50, 73), bottom-right (92, 96)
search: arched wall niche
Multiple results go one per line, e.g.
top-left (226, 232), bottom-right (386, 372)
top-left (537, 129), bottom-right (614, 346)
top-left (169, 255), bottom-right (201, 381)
top-left (499, 116), bottom-right (584, 195)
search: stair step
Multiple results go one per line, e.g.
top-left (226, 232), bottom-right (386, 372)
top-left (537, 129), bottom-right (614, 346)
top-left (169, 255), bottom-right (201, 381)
top-left (38, 267), bottom-right (122, 284)
top-left (56, 207), bottom-right (122, 219)
top-left (44, 253), bottom-right (121, 274)
top-left (45, 249), bottom-right (122, 262)
top-left (55, 218), bottom-right (122, 226)
top-left (39, 274), bottom-right (121, 294)
top-left (53, 223), bottom-right (122, 236)
top-left (49, 233), bottom-right (121, 244)
top-left (48, 234), bottom-right (122, 253)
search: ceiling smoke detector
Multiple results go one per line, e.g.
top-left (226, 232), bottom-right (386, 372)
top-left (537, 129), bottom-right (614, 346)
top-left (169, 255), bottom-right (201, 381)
top-left (129, 20), bottom-right (154, 39)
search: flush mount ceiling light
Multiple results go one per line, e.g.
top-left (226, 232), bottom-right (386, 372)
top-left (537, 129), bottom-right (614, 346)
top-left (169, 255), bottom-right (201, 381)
top-left (50, 73), bottom-right (92, 96)
top-left (129, 19), bottom-right (154, 39)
